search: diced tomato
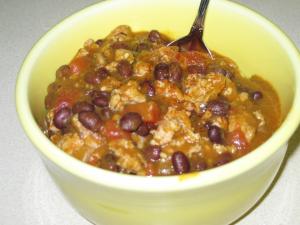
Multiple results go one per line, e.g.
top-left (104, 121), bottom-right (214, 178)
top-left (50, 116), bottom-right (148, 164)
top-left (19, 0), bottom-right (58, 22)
top-left (52, 88), bottom-right (82, 112)
top-left (102, 120), bottom-right (130, 140)
top-left (69, 56), bottom-right (90, 74)
top-left (227, 129), bottom-right (248, 151)
top-left (123, 101), bottom-right (161, 123)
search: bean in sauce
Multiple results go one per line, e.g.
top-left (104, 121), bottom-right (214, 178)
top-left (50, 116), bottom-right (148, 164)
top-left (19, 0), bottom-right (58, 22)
top-left (172, 152), bottom-right (190, 174)
top-left (117, 60), bottom-right (133, 77)
top-left (148, 30), bottom-right (161, 42)
top-left (135, 123), bottom-right (150, 136)
top-left (78, 111), bottom-right (103, 132)
top-left (208, 125), bottom-right (223, 144)
top-left (72, 101), bottom-right (95, 114)
top-left (120, 112), bottom-right (143, 132)
top-left (56, 65), bottom-right (71, 78)
top-left (53, 107), bottom-right (72, 129)
top-left (251, 91), bottom-right (263, 101)
top-left (140, 80), bottom-right (155, 97)
top-left (154, 63), bottom-right (169, 80)
top-left (207, 100), bottom-right (230, 116)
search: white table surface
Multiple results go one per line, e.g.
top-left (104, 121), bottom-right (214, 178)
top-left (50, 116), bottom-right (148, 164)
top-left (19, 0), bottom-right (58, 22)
top-left (1, 0), bottom-right (300, 224)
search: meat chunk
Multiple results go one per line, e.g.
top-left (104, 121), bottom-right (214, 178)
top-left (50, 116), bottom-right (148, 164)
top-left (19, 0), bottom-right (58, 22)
top-left (99, 76), bottom-right (122, 92)
top-left (45, 110), bottom-right (60, 135)
top-left (106, 25), bottom-right (133, 42)
top-left (183, 73), bottom-right (226, 112)
top-left (108, 139), bottom-right (146, 175)
top-left (228, 108), bottom-right (258, 142)
top-left (94, 52), bottom-right (107, 68)
top-left (54, 132), bottom-right (84, 156)
top-left (150, 107), bottom-right (200, 146)
top-left (158, 46), bottom-right (179, 63)
top-left (109, 80), bottom-right (146, 111)
top-left (133, 61), bottom-right (152, 78)
top-left (253, 110), bottom-right (266, 128)
top-left (115, 49), bottom-right (135, 64)
top-left (221, 78), bottom-right (239, 101)
top-left (154, 80), bottom-right (184, 102)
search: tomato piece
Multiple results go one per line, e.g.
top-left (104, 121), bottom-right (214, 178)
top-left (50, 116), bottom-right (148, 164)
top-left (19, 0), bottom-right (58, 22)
top-left (102, 120), bottom-right (130, 140)
top-left (49, 88), bottom-right (82, 112)
top-left (227, 129), bottom-right (248, 151)
top-left (69, 56), bottom-right (90, 74)
top-left (123, 101), bottom-right (161, 123)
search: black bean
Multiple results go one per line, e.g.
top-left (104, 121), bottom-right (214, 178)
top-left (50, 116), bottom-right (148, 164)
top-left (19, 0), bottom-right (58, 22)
top-left (97, 67), bottom-right (109, 78)
top-left (212, 67), bottom-right (234, 79)
top-left (72, 101), bottom-right (95, 114)
top-left (85, 72), bottom-right (100, 85)
top-left (100, 153), bottom-right (120, 172)
top-left (101, 108), bottom-right (113, 120)
top-left (117, 60), bottom-right (133, 77)
top-left (140, 80), bottom-right (155, 97)
top-left (91, 91), bottom-right (110, 108)
top-left (56, 65), bottom-right (71, 78)
top-left (215, 152), bottom-right (232, 167)
top-left (187, 64), bottom-right (206, 75)
top-left (96, 39), bottom-right (104, 46)
top-left (144, 146), bottom-right (161, 162)
top-left (53, 107), bottom-right (72, 129)
top-left (78, 111), bottom-right (103, 132)
top-left (90, 90), bottom-right (110, 99)
top-left (146, 122), bottom-right (157, 131)
top-left (208, 125), bottom-right (223, 144)
top-left (84, 69), bottom-right (104, 85)
top-left (136, 123), bottom-right (150, 136)
top-left (169, 62), bottom-right (182, 83)
top-left (92, 95), bottom-right (109, 107)
top-left (154, 63), bottom-right (169, 80)
top-left (136, 43), bottom-right (149, 51)
top-left (251, 91), bottom-right (263, 101)
top-left (207, 100), bottom-right (230, 116)
top-left (148, 30), bottom-right (161, 42)
top-left (120, 112), bottom-right (142, 132)
top-left (172, 152), bottom-right (190, 174)
top-left (84, 68), bottom-right (108, 85)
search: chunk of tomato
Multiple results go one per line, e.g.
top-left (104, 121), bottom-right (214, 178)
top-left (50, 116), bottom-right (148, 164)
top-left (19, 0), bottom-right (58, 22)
top-left (69, 56), bottom-right (90, 74)
top-left (102, 120), bottom-right (130, 140)
top-left (226, 129), bottom-right (248, 151)
top-left (49, 88), bottom-right (82, 112)
top-left (123, 101), bottom-right (161, 123)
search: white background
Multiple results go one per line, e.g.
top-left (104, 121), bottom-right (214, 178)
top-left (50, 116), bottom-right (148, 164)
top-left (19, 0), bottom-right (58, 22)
top-left (1, 0), bottom-right (300, 224)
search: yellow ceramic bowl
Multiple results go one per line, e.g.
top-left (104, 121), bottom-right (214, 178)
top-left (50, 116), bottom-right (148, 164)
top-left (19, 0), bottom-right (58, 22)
top-left (16, 0), bottom-right (300, 224)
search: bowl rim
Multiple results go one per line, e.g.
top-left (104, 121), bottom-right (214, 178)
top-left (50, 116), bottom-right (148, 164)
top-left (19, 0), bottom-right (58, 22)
top-left (16, 0), bottom-right (300, 192)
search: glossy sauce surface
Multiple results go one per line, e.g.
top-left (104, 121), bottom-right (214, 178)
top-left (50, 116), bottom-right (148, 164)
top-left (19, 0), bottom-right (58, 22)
top-left (43, 26), bottom-right (281, 176)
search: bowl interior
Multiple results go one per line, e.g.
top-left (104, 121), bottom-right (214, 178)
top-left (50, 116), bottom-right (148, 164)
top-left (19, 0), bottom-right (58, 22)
top-left (17, 0), bottom-right (300, 190)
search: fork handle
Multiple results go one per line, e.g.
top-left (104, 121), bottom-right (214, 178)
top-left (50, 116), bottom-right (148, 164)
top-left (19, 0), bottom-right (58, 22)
top-left (190, 0), bottom-right (210, 35)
